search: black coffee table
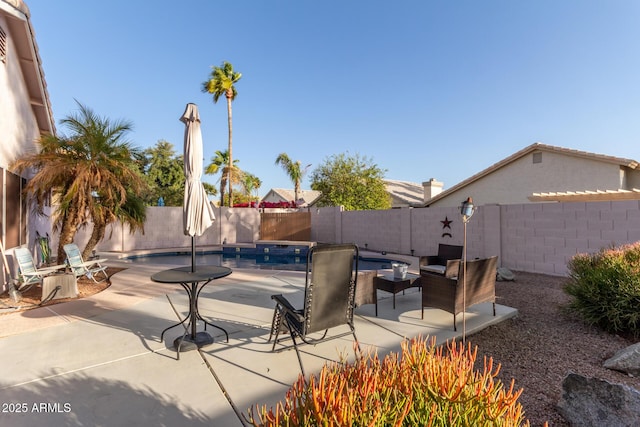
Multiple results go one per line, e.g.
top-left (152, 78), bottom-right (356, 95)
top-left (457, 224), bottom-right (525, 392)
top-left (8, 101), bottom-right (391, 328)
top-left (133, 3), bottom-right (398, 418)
top-left (151, 265), bottom-right (232, 356)
top-left (373, 272), bottom-right (421, 315)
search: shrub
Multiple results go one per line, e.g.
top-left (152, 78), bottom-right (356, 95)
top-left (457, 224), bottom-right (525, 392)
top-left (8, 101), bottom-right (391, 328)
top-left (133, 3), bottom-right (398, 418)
top-left (245, 336), bottom-right (532, 426)
top-left (565, 242), bottom-right (640, 337)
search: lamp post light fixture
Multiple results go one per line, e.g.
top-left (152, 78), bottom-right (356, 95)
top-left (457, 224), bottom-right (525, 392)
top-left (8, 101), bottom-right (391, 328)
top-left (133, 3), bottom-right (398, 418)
top-left (460, 197), bottom-right (475, 221)
top-left (459, 197), bottom-right (475, 345)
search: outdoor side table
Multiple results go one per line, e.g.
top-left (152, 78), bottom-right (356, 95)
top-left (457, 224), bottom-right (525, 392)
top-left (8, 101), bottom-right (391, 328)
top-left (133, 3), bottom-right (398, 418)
top-left (373, 272), bottom-right (421, 315)
top-left (151, 265), bottom-right (232, 357)
top-left (42, 273), bottom-right (77, 301)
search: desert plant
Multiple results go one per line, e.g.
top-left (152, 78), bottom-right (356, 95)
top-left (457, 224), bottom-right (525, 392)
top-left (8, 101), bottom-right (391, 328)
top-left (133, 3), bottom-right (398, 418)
top-left (11, 101), bottom-right (146, 262)
top-left (245, 336), bottom-right (532, 426)
top-left (565, 242), bottom-right (640, 337)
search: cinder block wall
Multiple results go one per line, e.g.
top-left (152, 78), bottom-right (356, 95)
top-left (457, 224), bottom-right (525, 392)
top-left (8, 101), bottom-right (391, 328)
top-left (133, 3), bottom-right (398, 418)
top-left (57, 206), bottom-right (260, 253)
top-left (310, 206), bottom-right (343, 243)
top-left (52, 200), bottom-right (640, 277)
top-left (500, 201), bottom-right (640, 275)
top-left (313, 201), bottom-right (640, 276)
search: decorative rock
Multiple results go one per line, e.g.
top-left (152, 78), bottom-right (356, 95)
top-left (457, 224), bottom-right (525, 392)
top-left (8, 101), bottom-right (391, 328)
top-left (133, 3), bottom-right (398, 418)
top-left (604, 342), bottom-right (640, 377)
top-left (496, 267), bottom-right (515, 281)
top-left (557, 372), bottom-right (640, 426)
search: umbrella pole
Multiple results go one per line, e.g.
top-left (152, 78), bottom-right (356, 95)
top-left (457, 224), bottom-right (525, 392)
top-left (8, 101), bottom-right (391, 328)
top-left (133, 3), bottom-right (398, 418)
top-left (191, 236), bottom-right (196, 273)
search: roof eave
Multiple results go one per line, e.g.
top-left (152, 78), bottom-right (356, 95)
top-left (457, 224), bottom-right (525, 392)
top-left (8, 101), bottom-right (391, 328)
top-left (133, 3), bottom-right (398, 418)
top-left (2, 0), bottom-right (55, 135)
top-left (529, 189), bottom-right (640, 202)
top-left (425, 143), bottom-right (640, 206)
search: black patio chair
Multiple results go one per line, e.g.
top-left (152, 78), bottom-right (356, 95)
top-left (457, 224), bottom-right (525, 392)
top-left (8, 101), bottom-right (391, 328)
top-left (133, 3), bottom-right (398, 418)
top-left (268, 243), bottom-right (360, 377)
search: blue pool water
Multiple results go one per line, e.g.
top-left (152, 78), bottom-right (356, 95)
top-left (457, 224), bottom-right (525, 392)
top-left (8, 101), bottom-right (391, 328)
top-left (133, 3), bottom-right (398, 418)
top-left (121, 245), bottom-right (404, 271)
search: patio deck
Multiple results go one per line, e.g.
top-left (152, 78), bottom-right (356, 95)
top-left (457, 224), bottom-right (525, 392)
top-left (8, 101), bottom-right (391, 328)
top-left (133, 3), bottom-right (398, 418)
top-left (0, 254), bottom-right (517, 426)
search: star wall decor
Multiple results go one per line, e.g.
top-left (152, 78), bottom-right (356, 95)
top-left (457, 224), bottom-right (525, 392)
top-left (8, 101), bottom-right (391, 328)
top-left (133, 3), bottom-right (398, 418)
top-left (441, 216), bottom-right (452, 229)
top-left (441, 216), bottom-right (453, 238)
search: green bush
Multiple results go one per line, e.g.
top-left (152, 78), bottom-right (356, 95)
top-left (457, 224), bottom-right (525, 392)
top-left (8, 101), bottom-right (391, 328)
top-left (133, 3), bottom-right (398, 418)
top-left (565, 242), bottom-right (640, 337)
top-left (245, 336), bottom-right (533, 426)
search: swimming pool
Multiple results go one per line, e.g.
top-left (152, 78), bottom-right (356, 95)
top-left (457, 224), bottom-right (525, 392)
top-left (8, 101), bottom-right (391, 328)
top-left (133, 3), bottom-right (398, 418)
top-left (121, 251), bottom-right (404, 271)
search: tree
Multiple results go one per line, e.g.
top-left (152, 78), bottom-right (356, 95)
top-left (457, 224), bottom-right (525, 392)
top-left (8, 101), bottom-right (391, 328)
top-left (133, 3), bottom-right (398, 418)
top-left (275, 153), bottom-right (311, 205)
top-left (310, 152), bottom-right (391, 211)
top-left (139, 140), bottom-right (185, 206)
top-left (11, 102), bottom-right (147, 261)
top-left (205, 149), bottom-right (243, 206)
top-left (202, 182), bottom-right (218, 200)
top-left (137, 140), bottom-right (217, 206)
top-left (84, 189), bottom-right (146, 257)
top-left (202, 61), bottom-right (242, 206)
top-left (240, 172), bottom-right (262, 201)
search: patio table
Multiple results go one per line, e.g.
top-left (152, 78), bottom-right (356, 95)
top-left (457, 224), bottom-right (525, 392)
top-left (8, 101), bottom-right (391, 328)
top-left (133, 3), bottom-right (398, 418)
top-left (374, 272), bottom-right (421, 315)
top-left (151, 265), bottom-right (232, 355)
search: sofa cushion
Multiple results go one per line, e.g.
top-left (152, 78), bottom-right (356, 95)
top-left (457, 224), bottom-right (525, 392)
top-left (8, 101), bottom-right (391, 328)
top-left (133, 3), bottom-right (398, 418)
top-left (420, 265), bottom-right (447, 275)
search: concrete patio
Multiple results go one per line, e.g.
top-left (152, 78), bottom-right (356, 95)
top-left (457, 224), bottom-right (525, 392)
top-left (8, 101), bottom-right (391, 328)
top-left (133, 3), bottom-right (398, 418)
top-left (0, 255), bottom-right (517, 426)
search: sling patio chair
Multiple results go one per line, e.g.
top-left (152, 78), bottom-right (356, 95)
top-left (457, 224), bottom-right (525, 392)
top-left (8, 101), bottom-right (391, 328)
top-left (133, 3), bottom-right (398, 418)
top-left (63, 243), bottom-right (109, 284)
top-left (14, 247), bottom-right (66, 292)
top-left (268, 243), bottom-right (360, 377)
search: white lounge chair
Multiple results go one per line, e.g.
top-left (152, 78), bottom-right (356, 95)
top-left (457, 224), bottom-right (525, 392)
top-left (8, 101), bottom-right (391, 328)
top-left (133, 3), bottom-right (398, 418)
top-left (63, 243), bottom-right (109, 283)
top-left (14, 247), bottom-right (66, 291)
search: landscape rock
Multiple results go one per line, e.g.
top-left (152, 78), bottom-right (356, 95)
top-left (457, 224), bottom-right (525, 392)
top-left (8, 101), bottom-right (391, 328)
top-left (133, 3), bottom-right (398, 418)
top-left (557, 372), bottom-right (640, 426)
top-left (604, 342), bottom-right (640, 377)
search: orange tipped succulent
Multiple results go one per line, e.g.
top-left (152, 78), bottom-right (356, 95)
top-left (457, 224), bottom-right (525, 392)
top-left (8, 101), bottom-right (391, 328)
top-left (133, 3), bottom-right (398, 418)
top-left (245, 336), bottom-right (537, 426)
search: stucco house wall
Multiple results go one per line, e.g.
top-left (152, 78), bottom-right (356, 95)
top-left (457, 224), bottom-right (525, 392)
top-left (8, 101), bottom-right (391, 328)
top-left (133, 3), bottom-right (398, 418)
top-left (624, 166), bottom-right (640, 189)
top-left (261, 190), bottom-right (290, 204)
top-left (0, 0), bottom-right (54, 292)
top-left (0, 20), bottom-right (39, 164)
top-left (427, 144), bottom-right (640, 208)
top-left (433, 151), bottom-right (624, 207)
top-left (261, 188), bottom-right (322, 207)
top-left (0, 1), bottom-right (53, 161)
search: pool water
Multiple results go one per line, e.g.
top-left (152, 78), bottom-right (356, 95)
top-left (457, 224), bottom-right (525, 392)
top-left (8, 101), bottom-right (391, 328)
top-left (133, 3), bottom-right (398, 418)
top-left (121, 252), bottom-right (401, 271)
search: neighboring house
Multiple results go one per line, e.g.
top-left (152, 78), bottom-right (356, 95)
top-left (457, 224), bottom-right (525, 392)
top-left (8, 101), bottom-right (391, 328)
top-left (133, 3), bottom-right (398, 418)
top-left (0, 0), bottom-right (54, 259)
top-left (261, 188), bottom-right (322, 208)
top-left (262, 181), bottom-right (436, 209)
top-left (384, 179), bottom-right (426, 208)
top-left (425, 143), bottom-right (640, 208)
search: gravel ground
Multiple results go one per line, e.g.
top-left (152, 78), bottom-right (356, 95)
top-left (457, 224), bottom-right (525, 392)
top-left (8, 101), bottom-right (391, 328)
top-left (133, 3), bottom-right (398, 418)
top-left (467, 271), bottom-right (640, 426)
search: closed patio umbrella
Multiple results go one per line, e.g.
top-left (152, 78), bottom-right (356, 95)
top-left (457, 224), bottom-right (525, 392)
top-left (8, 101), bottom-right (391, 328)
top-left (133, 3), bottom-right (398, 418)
top-left (180, 103), bottom-right (216, 272)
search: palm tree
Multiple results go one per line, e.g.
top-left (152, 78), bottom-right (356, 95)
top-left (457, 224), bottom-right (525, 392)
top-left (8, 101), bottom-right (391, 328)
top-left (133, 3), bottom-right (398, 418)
top-left (241, 172), bottom-right (262, 201)
top-left (275, 153), bottom-right (311, 205)
top-left (11, 102), bottom-right (146, 261)
top-left (205, 150), bottom-right (243, 206)
top-left (84, 188), bottom-right (146, 259)
top-left (202, 61), bottom-right (242, 206)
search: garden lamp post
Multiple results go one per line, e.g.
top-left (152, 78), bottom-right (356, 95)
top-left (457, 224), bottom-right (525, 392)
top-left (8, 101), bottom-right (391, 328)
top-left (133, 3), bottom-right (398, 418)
top-left (460, 197), bottom-right (476, 345)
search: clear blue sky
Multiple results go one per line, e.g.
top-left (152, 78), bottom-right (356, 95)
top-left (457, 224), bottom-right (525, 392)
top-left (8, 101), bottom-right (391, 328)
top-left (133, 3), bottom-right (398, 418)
top-left (26, 0), bottom-right (640, 197)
